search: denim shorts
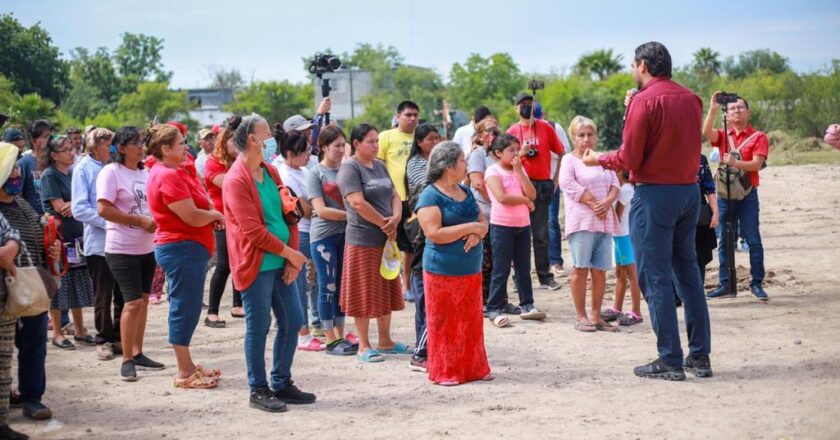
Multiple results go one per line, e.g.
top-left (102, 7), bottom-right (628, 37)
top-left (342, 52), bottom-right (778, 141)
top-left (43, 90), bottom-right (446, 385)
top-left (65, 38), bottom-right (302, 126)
top-left (613, 235), bottom-right (635, 266)
top-left (568, 231), bottom-right (613, 271)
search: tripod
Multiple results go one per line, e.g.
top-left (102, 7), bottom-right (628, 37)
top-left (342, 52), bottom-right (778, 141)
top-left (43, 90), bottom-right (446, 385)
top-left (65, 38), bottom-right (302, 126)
top-left (316, 73), bottom-right (332, 125)
top-left (721, 104), bottom-right (738, 295)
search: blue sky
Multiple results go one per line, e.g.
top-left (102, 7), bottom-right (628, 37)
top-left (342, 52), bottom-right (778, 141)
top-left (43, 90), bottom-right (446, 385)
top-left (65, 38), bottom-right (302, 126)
top-left (5, 0), bottom-right (839, 88)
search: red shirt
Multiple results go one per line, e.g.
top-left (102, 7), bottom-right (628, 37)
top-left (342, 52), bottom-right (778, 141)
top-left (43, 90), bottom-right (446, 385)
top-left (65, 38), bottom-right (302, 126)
top-left (506, 119), bottom-right (565, 180)
top-left (146, 157), bottom-right (215, 254)
top-left (711, 125), bottom-right (768, 188)
top-left (223, 159), bottom-right (299, 291)
top-left (598, 77), bottom-right (702, 185)
top-left (203, 156), bottom-right (227, 213)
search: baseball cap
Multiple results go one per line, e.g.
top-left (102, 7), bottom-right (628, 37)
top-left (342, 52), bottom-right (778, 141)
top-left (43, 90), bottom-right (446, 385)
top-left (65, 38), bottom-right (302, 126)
top-left (2, 128), bottom-right (24, 142)
top-left (283, 115), bottom-right (313, 132)
top-left (198, 128), bottom-right (214, 140)
top-left (379, 240), bottom-right (401, 280)
top-left (513, 92), bottom-right (534, 105)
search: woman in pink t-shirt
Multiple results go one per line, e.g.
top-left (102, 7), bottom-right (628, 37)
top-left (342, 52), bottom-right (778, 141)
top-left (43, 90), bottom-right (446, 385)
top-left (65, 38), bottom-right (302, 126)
top-left (483, 133), bottom-right (546, 328)
top-left (559, 116), bottom-right (620, 333)
top-left (97, 126), bottom-right (162, 381)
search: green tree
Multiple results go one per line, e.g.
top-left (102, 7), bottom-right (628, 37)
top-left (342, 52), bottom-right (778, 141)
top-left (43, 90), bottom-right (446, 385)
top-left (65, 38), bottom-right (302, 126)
top-left (208, 67), bottom-right (245, 91)
top-left (573, 49), bottom-right (624, 81)
top-left (225, 81), bottom-right (314, 125)
top-left (10, 93), bottom-right (57, 130)
top-left (449, 53), bottom-right (525, 126)
top-left (724, 49), bottom-right (790, 79)
top-left (67, 47), bottom-right (122, 108)
top-left (0, 13), bottom-right (68, 103)
top-left (114, 33), bottom-right (173, 94)
top-left (116, 82), bottom-right (192, 125)
top-left (692, 48), bottom-right (722, 76)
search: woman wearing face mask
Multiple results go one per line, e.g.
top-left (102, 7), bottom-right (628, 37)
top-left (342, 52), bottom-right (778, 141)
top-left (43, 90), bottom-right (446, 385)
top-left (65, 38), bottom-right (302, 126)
top-left (203, 117), bottom-right (245, 326)
top-left (40, 136), bottom-right (97, 349)
top-left (146, 124), bottom-right (224, 389)
top-left (223, 114), bottom-right (314, 412)
top-left (275, 127), bottom-right (323, 352)
top-left (337, 124), bottom-right (407, 363)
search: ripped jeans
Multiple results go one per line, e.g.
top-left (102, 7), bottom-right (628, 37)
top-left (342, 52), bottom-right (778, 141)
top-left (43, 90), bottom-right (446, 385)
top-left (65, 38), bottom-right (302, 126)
top-left (310, 233), bottom-right (346, 331)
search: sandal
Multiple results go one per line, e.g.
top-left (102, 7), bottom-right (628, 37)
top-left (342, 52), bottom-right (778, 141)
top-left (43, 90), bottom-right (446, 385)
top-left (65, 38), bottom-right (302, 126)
top-left (491, 315), bottom-right (511, 328)
top-left (481, 372), bottom-right (495, 382)
top-left (174, 370), bottom-right (218, 389)
top-left (574, 321), bottom-right (597, 332)
top-left (149, 294), bottom-right (162, 305)
top-left (195, 364), bottom-right (222, 378)
top-left (378, 342), bottom-right (412, 354)
top-left (325, 339), bottom-right (358, 356)
top-left (502, 303), bottom-right (522, 315)
top-left (73, 334), bottom-right (97, 346)
top-left (357, 349), bottom-right (384, 363)
top-left (595, 321), bottom-right (620, 332)
top-left (618, 311), bottom-right (644, 326)
top-left (601, 308), bottom-right (622, 322)
top-left (204, 317), bottom-right (226, 328)
top-left (344, 333), bottom-right (359, 346)
top-left (51, 338), bottom-right (76, 350)
top-left (230, 307), bottom-right (245, 318)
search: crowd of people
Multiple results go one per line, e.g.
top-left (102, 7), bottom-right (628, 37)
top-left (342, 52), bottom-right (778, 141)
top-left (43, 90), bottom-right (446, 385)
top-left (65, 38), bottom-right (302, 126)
top-left (0, 40), bottom-right (784, 437)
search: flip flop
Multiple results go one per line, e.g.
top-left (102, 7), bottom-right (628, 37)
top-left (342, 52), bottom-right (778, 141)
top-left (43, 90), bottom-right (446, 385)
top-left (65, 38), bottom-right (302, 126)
top-left (357, 349), bottom-right (384, 363)
top-left (595, 321), bottom-right (620, 333)
top-left (325, 339), bottom-right (358, 356)
top-left (378, 342), bottom-right (412, 354)
top-left (574, 321), bottom-right (597, 332)
top-left (491, 315), bottom-right (511, 328)
top-left (51, 338), bottom-right (76, 350)
top-left (502, 303), bottom-right (522, 315)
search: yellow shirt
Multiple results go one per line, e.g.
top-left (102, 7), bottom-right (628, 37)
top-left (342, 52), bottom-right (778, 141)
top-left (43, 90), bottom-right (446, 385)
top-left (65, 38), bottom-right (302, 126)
top-left (377, 128), bottom-right (414, 200)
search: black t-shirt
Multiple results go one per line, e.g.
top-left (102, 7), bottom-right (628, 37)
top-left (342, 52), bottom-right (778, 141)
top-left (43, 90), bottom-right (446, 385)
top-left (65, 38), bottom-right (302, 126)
top-left (40, 166), bottom-right (84, 242)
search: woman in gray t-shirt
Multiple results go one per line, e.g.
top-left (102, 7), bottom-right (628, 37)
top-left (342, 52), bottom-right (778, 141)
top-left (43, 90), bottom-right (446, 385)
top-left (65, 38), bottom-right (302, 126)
top-left (335, 124), bottom-right (409, 363)
top-left (466, 117), bottom-right (500, 307)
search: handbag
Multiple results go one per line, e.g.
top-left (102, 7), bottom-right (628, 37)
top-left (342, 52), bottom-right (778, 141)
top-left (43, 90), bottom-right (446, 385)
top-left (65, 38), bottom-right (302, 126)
top-left (277, 184), bottom-right (304, 226)
top-left (44, 215), bottom-right (68, 276)
top-left (715, 132), bottom-right (760, 201)
top-left (4, 242), bottom-right (50, 317)
top-left (697, 203), bottom-right (713, 226)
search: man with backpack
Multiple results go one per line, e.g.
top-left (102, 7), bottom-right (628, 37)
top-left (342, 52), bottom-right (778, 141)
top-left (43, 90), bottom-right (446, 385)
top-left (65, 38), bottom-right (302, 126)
top-left (703, 92), bottom-right (770, 301)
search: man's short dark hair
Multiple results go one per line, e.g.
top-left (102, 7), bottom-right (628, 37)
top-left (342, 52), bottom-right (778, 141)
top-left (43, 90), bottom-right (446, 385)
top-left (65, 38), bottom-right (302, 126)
top-left (739, 97), bottom-right (750, 110)
top-left (634, 41), bottom-right (672, 78)
top-left (397, 100), bottom-right (419, 114)
top-left (473, 106), bottom-right (492, 123)
top-left (29, 119), bottom-right (53, 139)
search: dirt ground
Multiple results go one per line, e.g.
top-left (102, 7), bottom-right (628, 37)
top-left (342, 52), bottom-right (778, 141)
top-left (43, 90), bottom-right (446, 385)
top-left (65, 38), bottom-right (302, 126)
top-left (10, 164), bottom-right (840, 440)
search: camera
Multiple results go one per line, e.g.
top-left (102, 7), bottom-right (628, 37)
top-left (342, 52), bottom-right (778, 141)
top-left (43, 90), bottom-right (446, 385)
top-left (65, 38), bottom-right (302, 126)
top-left (715, 92), bottom-right (739, 106)
top-left (526, 147), bottom-right (538, 158)
top-left (309, 54), bottom-right (341, 76)
top-left (527, 79), bottom-right (545, 91)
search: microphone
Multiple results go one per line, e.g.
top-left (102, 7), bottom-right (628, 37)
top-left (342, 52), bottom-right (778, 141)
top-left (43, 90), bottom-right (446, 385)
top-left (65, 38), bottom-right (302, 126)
top-left (623, 88), bottom-right (639, 121)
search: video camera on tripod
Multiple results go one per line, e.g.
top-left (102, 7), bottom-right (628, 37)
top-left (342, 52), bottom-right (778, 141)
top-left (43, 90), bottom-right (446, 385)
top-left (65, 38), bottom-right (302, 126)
top-left (309, 53), bottom-right (341, 124)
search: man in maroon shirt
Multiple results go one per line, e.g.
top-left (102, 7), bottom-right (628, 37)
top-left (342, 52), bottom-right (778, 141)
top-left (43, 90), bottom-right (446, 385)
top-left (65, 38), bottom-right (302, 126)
top-left (507, 93), bottom-right (565, 291)
top-left (583, 42), bottom-right (711, 381)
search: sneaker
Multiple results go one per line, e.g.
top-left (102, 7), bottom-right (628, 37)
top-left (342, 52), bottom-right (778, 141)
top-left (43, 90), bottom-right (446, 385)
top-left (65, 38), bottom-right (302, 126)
top-left (403, 290), bottom-right (414, 303)
top-left (409, 355), bottom-right (427, 373)
top-left (633, 358), bottom-right (686, 381)
top-left (121, 360), bottom-right (138, 382)
top-left (0, 424), bottom-right (29, 440)
top-left (97, 342), bottom-right (115, 361)
top-left (22, 402), bottom-right (52, 420)
top-left (272, 382), bottom-right (316, 404)
top-left (706, 284), bottom-right (736, 299)
top-left (113, 342), bottom-right (123, 356)
top-left (309, 325), bottom-right (325, 338)
top-left (750, 284), bottom-right (769, 301)
top-left (250, 386), bottom-right (287, 413)
top-left (739, 240), bottom-right (749, 252)
top-left (684, 354), bottom-right (713, 378)
top-left (538, 279), bottom-right (562, 291)
top-left (297, 335), bottom-right (325, 352)
top-left (133, 353), bottom-right (165, 371)
top-left (520, 305), bottom-right (546, 321)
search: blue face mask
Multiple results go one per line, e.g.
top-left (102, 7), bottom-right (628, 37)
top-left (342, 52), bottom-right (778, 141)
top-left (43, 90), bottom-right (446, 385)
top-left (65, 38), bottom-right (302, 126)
top-left (262, 137), bottom-right (277, 161)
top-left (2, 177), bottom-right (23, 196)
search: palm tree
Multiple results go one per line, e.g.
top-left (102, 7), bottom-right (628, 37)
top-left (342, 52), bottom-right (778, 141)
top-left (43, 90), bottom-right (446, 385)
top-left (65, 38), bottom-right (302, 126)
top-left (692, 48), bottom-right (722, 76)
top-left (574, 49), bottom-right (624, 81)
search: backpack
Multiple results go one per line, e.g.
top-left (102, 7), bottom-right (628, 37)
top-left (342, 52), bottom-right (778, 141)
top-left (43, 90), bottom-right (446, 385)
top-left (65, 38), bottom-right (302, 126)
top-left (715, 132), bottom-right (760, 201)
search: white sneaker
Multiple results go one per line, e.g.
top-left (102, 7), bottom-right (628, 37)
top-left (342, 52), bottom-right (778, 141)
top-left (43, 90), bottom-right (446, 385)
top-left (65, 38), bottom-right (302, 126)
top-left (520, 306), bottom-right (546, 321)
top-left (97, 342), bottom-right (115, 361)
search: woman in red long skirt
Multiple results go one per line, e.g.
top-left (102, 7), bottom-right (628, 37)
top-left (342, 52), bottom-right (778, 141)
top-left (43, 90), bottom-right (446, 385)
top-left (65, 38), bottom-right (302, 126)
top-left (415, 141), bottom-right (493, 386)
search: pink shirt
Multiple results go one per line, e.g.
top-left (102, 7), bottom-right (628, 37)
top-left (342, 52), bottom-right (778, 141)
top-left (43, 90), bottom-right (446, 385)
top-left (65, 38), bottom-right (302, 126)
top-left (96, 163), bottom-right (155, 255)
top-left (559, 154), bottom-right (621, 237)
top-left (484, 164), bottom-right (531, 228)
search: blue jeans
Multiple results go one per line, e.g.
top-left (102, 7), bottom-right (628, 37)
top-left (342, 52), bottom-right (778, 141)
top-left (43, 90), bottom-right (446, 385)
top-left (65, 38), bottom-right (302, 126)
top-left (411, 269), bottom-right (427, 359)
top-left (310, 233), bottom-right (346, 330)
top-left (241, 268), bottom-right (304, 392)
top-left (487, 225), bottom-right (534, 314)
top-left (16, 312), bottom-right (47, 404)
top-left (631, 184), bottom-right (711, 367)
top-left (716, 190), bottom-right (764, 287)
top-left (548, 187), bottom-right (564, 267)
top-left (296, 232), bottom-right (320, 329)
top-left (155, 241), bottom-right (210, 346)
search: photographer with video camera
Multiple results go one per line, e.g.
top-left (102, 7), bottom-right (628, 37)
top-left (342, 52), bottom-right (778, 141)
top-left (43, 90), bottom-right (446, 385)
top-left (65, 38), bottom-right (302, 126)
top-left (703, 92), bottom-right (769, 301)
top-left (506, 92), bottom-right (565, 291)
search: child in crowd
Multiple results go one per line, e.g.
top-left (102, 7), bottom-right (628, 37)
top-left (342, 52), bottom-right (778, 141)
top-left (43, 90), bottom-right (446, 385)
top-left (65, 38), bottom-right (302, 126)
top-left (602, 170), bottom-right (643, 326)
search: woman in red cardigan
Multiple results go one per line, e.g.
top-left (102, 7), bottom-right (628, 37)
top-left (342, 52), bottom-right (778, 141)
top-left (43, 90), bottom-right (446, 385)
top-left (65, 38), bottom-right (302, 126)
top-left (222, 114), bottom-right (314, 413)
